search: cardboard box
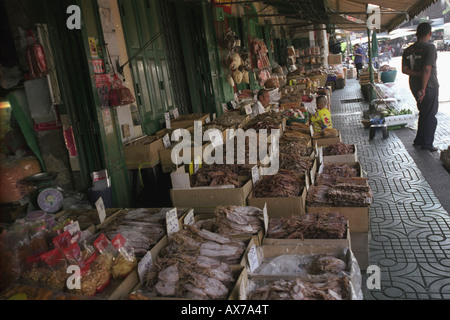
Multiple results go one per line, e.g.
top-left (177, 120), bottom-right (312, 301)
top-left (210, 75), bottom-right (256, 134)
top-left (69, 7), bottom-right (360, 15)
top-left (247, 187), bottom-right (307, 218)
top-left (306, 206), bottom-right (370, 233)
top-left (123, 135), bottom-right (164, 169)
top-left (263, 224), bottom-right (351, 249)
top-left (313, 131), bottom-right (342, 147)
top-left (170, 167), bottom-right (253, 214)
top-left (350, 231), bottom-right (370, 252)
top-left (328, 54), bottom-right (343, 65)
top-left (159, 141), bottom-right (210, 173)
top-left (243, 245), bottom-right (360, 289)
top-left (319, 161), bottom-right (363, 178)
top-left (353, 250), bottom-right (370, 271)
top-left (322, 144), bottom-right (358, 164)
top-left (170, 113), bottom-right (210, 130)
top-left (239, 245), bottom-right (362, 299)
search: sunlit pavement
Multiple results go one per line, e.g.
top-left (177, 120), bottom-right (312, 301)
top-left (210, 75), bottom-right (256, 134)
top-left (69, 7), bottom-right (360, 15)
top-left (329, 74), bottom-right (450, 300)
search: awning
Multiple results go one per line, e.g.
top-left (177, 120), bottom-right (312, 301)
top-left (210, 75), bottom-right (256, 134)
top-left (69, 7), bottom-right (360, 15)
top-left (243, 0), bottom-right (439, 33)
top-left (326, 0), bottom-right (439, 32)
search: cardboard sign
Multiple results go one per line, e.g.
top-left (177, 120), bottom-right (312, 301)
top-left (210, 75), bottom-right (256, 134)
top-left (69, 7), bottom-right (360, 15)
top-left (95, 197), bottom-right (106, 224)
top-left (166, 208), bottom-right (179, 238)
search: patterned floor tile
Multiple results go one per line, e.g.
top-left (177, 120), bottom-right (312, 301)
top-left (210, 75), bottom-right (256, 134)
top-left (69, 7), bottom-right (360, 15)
top-left (331, 79), bottom-right (450, 300)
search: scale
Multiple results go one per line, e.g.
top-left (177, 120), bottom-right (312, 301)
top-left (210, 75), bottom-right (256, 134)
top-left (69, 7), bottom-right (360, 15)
top-left (23, 172), bottom-right (63, 212)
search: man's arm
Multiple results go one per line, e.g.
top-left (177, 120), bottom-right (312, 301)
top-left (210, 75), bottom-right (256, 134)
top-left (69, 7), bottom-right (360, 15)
top-left (402, 64), bottom-right (421, 77)
top-left (417, 65), bottom-right (432, 103)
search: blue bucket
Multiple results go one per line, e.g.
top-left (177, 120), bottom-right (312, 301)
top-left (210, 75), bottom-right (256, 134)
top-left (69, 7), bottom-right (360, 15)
top-left (381, 70), bottom-right (397, 83)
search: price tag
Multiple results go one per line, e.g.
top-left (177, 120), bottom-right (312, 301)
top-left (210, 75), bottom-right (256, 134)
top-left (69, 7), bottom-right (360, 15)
top-left (165, 112), bottom-right (171, 129)
top-left (310, 125), bottom-right (314, 137)
top-left (172, 108), bottom-right (179, 119)
top-left (205, 116), bottom-right (211, 124)
top-left (263, 203), bottom-right (269, 234)
top-left (163, 134), bottom-right (171, 148)
top-left (212, 113), bottom-right (216, 120)
top-left (95, 197), bottom-right (106, 224)
top-left (251, 165), bottom-right (260, 185)
top-left (138, 251), bottom-right (153, 284)
top-left (319, 147), bottom-right (323, 164)
top-left (245, 104), bottom-right (252, 115)
top-left (166, 208), bottom-right (179, 238)
top-left (184, 209), bottom-right (195, 226)
top-left (230, 100), bottom-right (237, 109)
top-left (247, 245), bottom-right (260, 273)
top-left (172, 129), bottom-right (182, 142)
top-left (209, 130), bottom-right (223, 148)
top-left (222, 103), bottom-right (228, 113)
top-left (64, 221), bottom-right (81, 236)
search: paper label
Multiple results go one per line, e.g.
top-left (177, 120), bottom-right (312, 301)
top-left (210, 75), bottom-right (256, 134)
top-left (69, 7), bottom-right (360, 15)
top-left (64, 221), bottom-right (81, 236)
top-left (205, 116), bottom-right (211, 124)
top-left (165, 112), bottom-right (171, 130)
top-left (263, 203), bottom-right (269, 234)
top-left (247, 245), bottom-right (260, 273)
top-left (184, 209), bottom-right (195, 226)
top-left (172, 108), bottom-right (179, 119)
top-left (138, 251), bottom-right (153, 284)
top-left (95, 197), bottom-right (106, 224)
top-left (245, 105), bottom-right (252, 115)
top-left (209, 130), bottom-right (223, 148)
top-left (251, 165), bottom-right (260, 185)
top-left (163, 134), bottom-right (171, 148)
top-left (172, 129), bottom-right (182, 142)
top-left (166, 208), bottom-right (179, 238)
top-left (222, 103), bottom-right (228, 113)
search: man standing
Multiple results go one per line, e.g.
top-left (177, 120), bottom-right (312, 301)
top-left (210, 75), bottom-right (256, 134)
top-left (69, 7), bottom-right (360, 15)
top-left (353, 44), bottom-right (364, 79)
top-left (251, 89), bottom-right (270, 119)
top-left (402, 22), bottom-right (439, 152)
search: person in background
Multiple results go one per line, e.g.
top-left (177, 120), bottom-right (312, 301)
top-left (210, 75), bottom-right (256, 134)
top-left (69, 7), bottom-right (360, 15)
top-left (310, 95), bottom-right (332, 133)
top-left (402, 22), bottom-right (439, 152)
top-left (251, 89), bottom-right (270, 119)
top-left (353, 44), bottom-right (364, 79)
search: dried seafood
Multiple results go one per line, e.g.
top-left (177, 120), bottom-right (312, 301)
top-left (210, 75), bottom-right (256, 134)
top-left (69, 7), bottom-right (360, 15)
top-left (280, 141), bottom-right (313, 157)
top-left (307, 176), bottom-right (372, 207)
top-left (214, 205), bottom-right (264, 236)
top-left (279, 153), bottom-right (314, 173)
top-left (191, 164), bottom-right (244, 188)
top-left (322, 163), bottom-right (359, 177)
top-left (247, 276), bottom-right (350, 300)
top-left (267, 212), bottom-right (348, 240)
top-left (213, 112), bottom-right (247, 128)
top-left (145, 253), bottom-right (234, 299)
top-left (323, 142), bottom-right (355, 156)
top-left (281, 131), bottom-right (310, 144)
top-left (253, 170), bottom-right (305, 198)
top-left (101, 208), bottom-right (188, 257)
top-left (161, 225), bottom-right (247, 265)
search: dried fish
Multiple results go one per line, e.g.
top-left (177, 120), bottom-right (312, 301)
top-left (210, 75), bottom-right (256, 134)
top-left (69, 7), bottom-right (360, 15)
top-left (253, 170), bottom-right (305, 198)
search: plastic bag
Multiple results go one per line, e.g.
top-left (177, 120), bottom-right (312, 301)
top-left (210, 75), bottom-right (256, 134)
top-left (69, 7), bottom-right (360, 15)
top-left (25, 29), bottom-right (47, 79)
top-left (111, 233), bottom-right (137, 278)
top-left (110, 74), bottom-right (135, 106)
top-left (93, 233), bottom-right (118, 260)
top-left (0, 156), bottom-right (42, 204)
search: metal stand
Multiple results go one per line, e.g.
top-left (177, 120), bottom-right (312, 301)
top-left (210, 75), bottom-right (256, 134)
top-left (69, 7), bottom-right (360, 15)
top-left (369, 124), bottom-right (389, 140)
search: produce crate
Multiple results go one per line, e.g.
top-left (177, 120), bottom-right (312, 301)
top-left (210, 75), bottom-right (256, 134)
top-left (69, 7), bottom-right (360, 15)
top-left (383, 114), bottom-right (415, 127)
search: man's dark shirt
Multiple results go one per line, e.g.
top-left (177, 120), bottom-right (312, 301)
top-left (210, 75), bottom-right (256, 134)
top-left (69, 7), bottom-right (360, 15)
top-left (402, 41), bottom-right (439, 90)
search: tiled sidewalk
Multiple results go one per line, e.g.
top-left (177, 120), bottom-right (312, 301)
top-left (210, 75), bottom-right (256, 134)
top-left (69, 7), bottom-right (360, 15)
top-left (330, 78), bottom-right (450, 300)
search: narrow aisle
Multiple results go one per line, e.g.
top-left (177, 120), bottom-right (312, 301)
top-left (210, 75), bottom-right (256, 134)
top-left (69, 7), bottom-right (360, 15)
top-left (330, 78), bottom-right (450, 300)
